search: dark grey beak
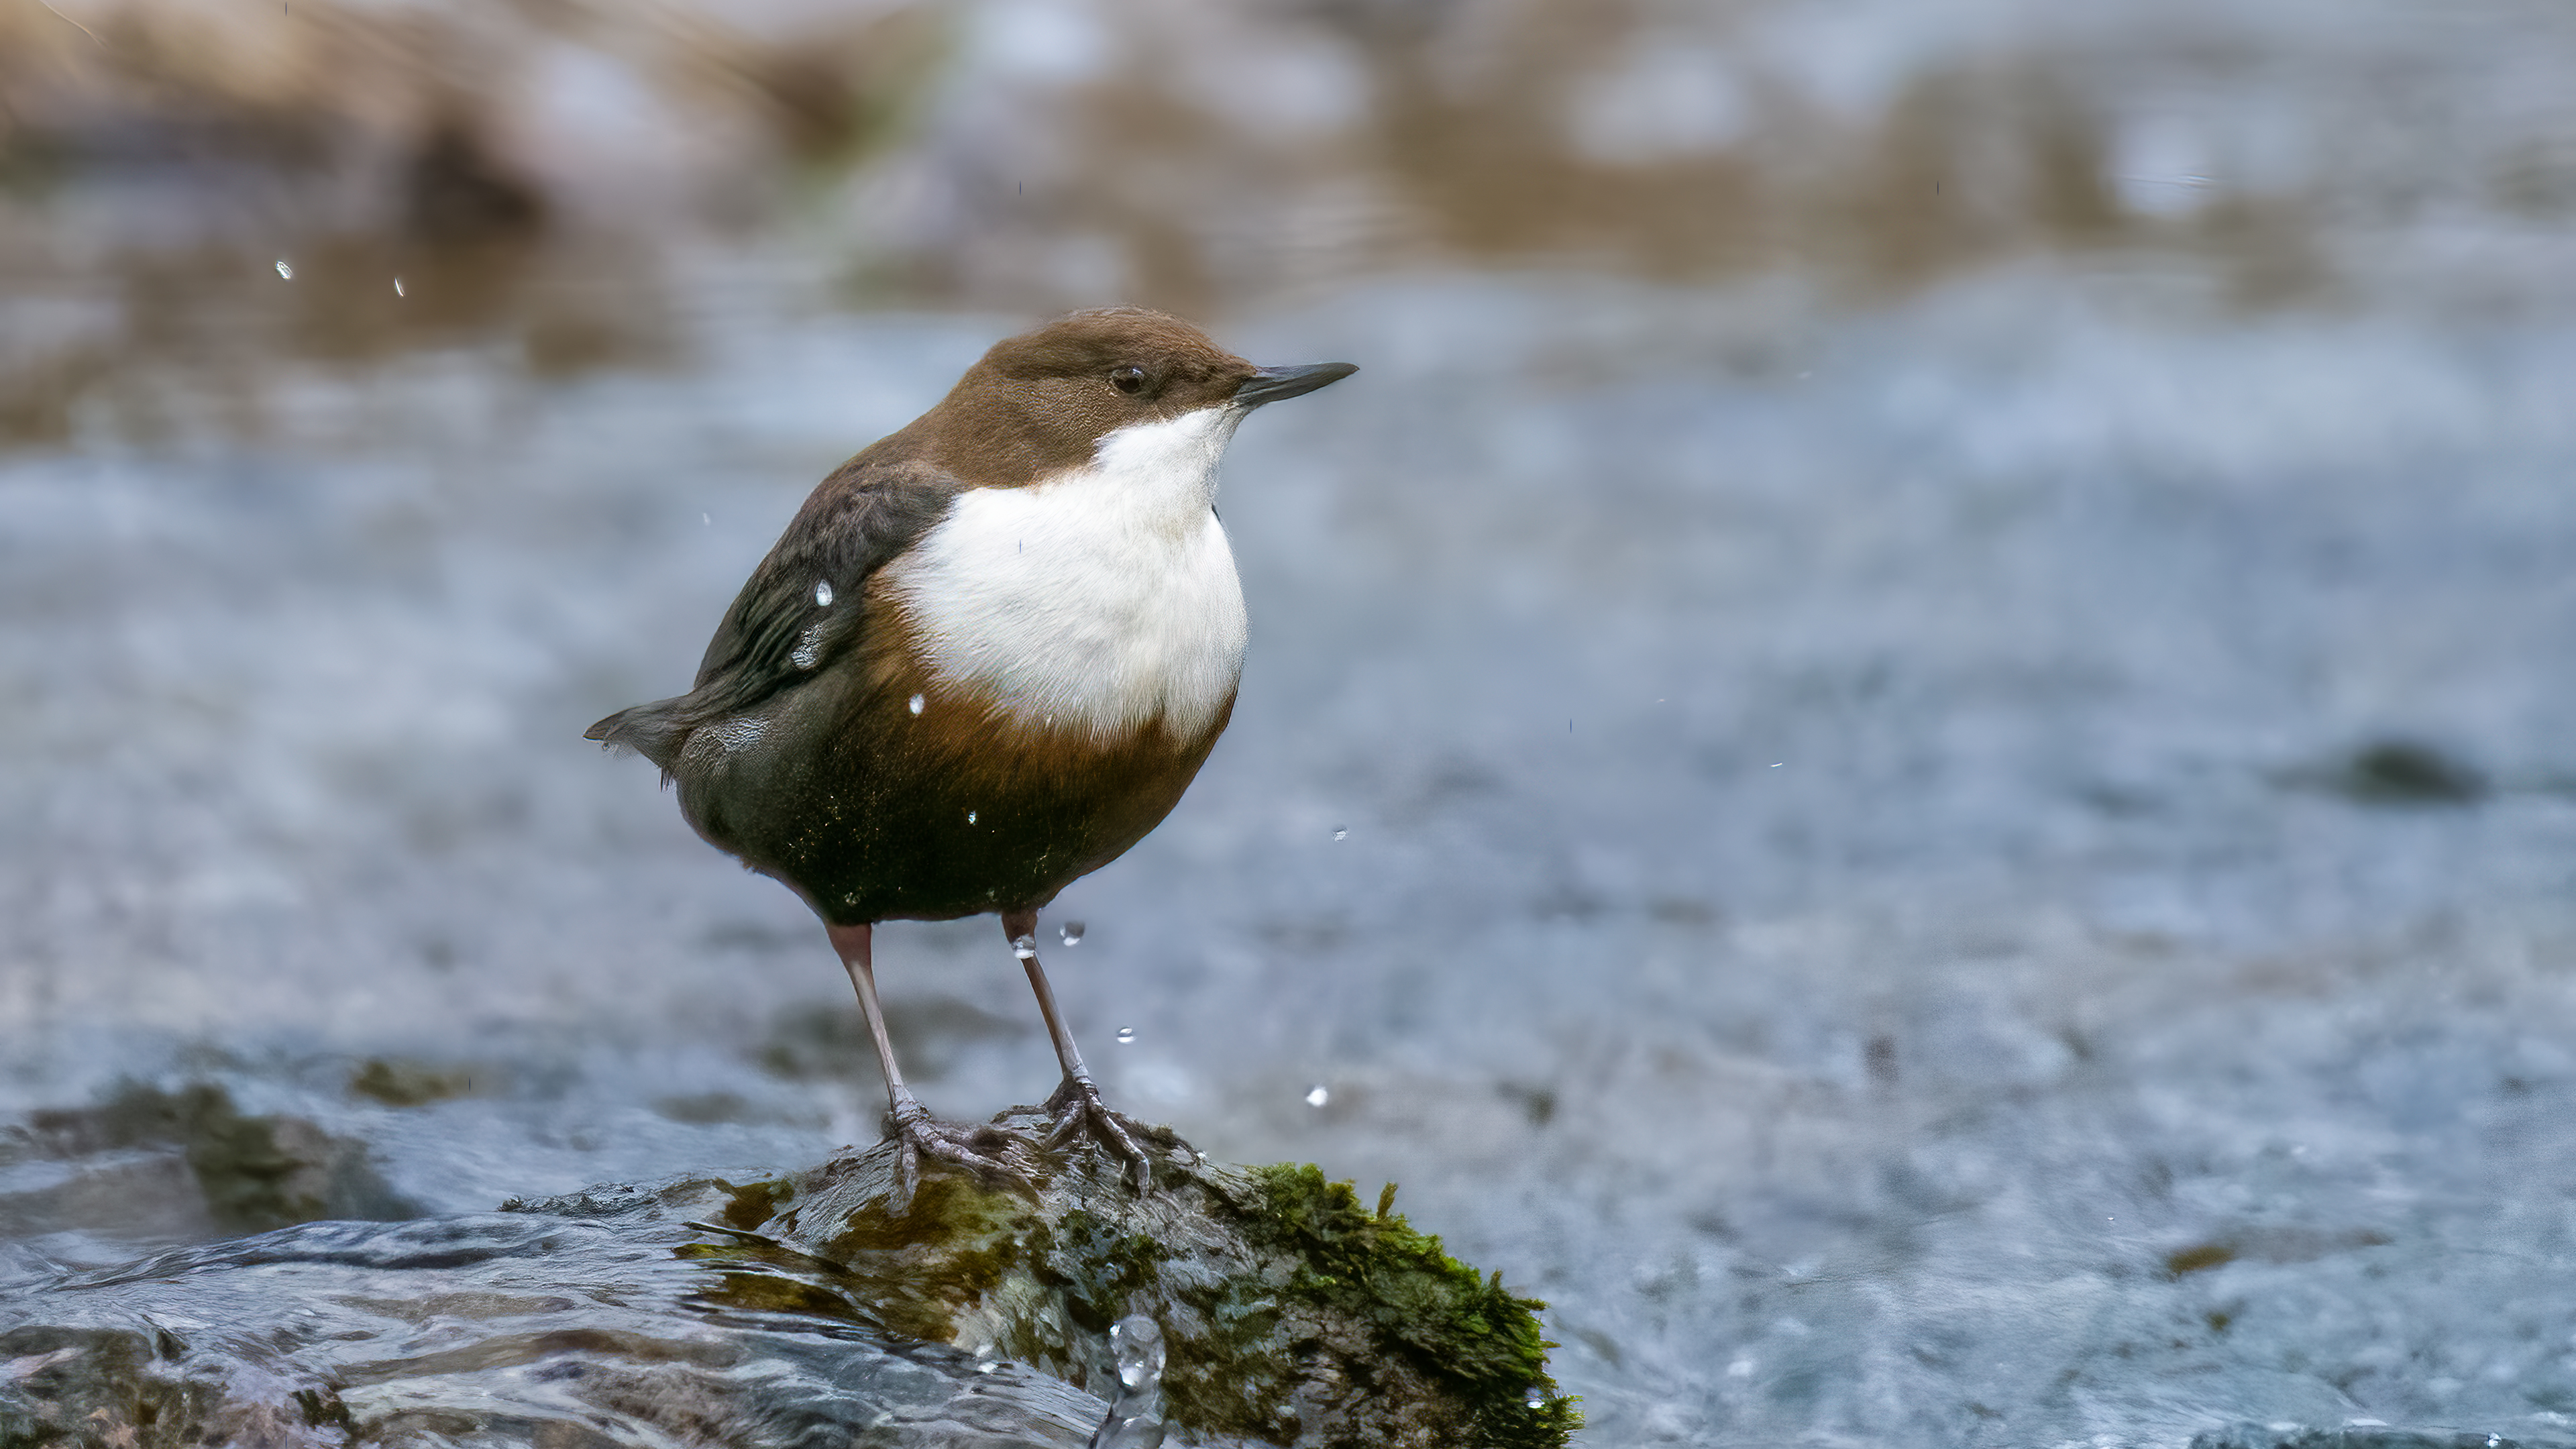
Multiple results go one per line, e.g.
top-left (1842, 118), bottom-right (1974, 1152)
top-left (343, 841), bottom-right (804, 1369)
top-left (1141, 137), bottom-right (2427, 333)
top-left (1234, 362), bottom-right (1358, 408)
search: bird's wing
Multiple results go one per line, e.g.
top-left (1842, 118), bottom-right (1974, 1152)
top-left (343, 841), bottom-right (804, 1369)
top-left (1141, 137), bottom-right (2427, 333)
top-left (585, 455), bottom-right (961, 771)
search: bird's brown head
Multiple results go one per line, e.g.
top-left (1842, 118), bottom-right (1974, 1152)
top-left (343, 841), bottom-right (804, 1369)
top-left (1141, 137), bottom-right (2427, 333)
top-left (891, 307), bottom-right (1356, 489)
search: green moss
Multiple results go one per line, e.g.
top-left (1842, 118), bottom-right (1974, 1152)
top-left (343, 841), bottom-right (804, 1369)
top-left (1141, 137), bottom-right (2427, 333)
top-left (1234, 1165), bottom-right (1580, 1449)
top-left (696, 1271), bottom-right (869, 1322)
top-left (714, 1177), bottom-right (793, 1231)
top-left (807, 1171), bottom-right (1040, 1343)
top-left (348, 1059), bottom-right (476, 1107)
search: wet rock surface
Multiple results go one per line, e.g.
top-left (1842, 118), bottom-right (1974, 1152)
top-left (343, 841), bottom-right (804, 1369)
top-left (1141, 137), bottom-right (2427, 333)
top-left (1, 1083), bottom-right (417, 1242)
top-left (690, 1110), bottom-right (1572, 1448)
top-left (0, 1114), bottom-right (1571, 1448)
top-left (0, 1210), bottom-right (1107, 1448)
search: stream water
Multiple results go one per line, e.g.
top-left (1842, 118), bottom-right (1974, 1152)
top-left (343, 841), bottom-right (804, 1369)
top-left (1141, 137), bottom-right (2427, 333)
top-left (6, 0), bottom-right (2576, 1444)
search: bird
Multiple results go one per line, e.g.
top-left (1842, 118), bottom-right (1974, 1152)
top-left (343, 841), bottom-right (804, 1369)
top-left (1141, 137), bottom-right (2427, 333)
top-left (587, 308), bottom-right (1356, 1195)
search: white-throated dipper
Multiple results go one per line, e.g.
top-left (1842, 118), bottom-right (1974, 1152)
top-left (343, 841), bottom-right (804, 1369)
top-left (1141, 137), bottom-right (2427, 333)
top-left (588, 309), bottom-right (1355, 1193)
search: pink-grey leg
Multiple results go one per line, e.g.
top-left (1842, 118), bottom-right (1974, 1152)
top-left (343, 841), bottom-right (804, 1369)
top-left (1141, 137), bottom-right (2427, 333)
top-left (1001, 910), bottom-right (1152, 1190)
top-left (828, 921), bottom-right (1026, 1203)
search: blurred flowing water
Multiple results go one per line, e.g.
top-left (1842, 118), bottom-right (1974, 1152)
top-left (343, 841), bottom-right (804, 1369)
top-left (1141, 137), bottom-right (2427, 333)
top-left (6, 0), bottom-right (2576, 1444)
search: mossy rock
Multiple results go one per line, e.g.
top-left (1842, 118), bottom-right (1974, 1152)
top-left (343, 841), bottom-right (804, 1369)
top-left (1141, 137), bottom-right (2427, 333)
top-left (685, 1108), bottom-right (1578, 1449)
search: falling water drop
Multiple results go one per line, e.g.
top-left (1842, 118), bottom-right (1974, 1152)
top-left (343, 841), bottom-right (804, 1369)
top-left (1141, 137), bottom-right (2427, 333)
top-left (1331, 827), bottom-right (1347, 841)
top-left (1524, 1389), bottom-right (1548, 1410)
top-left (392, 277), bottom-right (405, 297)
top-left (1304, 1084), bottom-right (1330, 1109)
top-left (1059, 920), bottom-right (1085, 946)
top-left (908, 694), bottom-right (925, 715)
top-left (1086, 1316), bottom-right (1167, 1448)
top-left (274, 259), bottom-right (294, 279)
top-left (814, 580), bottom-right (834, 607)
top-left (1011, 934), bottom-right (1038, 961)
top-left (966, 810), bottom-right (979, 825)
top-left (700, 513), bottom-right (711, 527)
top-left (1115, 1026), bottom-right (1136, 1044)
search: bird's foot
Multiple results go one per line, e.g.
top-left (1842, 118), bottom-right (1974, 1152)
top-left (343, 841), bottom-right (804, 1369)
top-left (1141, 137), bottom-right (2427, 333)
top-left (1044, 1073), bottom-right (1155, 1192)
top-left (885, 1099), bottom-right (1032, 1209)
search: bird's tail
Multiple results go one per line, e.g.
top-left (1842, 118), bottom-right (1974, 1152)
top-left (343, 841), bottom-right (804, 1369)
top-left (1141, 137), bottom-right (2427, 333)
top-left (585, 698), bottom-right (692, 774)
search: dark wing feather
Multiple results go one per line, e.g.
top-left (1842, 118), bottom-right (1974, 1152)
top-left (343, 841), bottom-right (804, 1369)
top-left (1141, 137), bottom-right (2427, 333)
top-left (585, 455), bottom-right (960, 771)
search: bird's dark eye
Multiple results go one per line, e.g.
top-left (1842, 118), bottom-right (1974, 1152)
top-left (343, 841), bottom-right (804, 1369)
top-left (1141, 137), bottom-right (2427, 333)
top-left (1110, 365), bottom-right (1148, 396)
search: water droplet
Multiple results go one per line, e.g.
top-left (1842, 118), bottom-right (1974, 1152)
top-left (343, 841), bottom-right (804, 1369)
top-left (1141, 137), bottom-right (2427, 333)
top-left (1111, 1316), bottom-right (1163, 1391)
top-left (814, 580), bottom-right (834, 607)
top-left (392, 276), bottom-right (405, 297)
top-left (274, 259), bottom-right (294, 279)
top-left (1304, 1084), bottom-right (1330, 1108)
top-left (1331, 827), bottom-right (1347, 841)
top-left (1525, 1390), bottom-right (1547, 1410)
top-left (1770, 761), bottom-right (1784, 768)
top-left (908, 693), bottom-right (925, 715)
top-left (700, 512), bottom-right (711, 527)
top-left (1116, 1026), bottom-right (1135, 1044)
top-left (966, 810), bottom-right (978, 825)
top-left (1059, 920), bottom-right (1085, 945)
top-left (1011, 933), bottom-right (1037, 960)
top-left (1089, 1316), bottom-right (1167, 1446)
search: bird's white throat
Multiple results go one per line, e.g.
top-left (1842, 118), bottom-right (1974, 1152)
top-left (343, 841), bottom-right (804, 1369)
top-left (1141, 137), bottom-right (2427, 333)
top-left (888, 406), bottom-right (1250, 740)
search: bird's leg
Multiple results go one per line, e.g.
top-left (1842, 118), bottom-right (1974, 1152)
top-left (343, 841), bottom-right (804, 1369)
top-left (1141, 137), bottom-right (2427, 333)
top-left (1001, 910), bottom-right (1151, 1190)
top-left (828, 921), bottom-right (1026, 1204)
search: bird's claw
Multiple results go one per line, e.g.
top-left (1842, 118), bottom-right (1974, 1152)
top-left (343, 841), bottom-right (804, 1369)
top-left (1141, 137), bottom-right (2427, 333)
top-left (1044, 1075), bottom-right (1155, 1192)
top-left (885, 1101), bottom-right (1032, 1208)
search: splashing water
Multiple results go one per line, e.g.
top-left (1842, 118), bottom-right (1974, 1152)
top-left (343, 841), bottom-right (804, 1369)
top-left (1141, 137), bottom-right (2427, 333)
top-left (1087, 1315), bottom-right (1167, 1449)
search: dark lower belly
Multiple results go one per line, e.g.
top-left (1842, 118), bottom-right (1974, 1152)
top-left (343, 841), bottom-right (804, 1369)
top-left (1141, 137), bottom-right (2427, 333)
top-left (674, 686), bottom-right (1224, 924)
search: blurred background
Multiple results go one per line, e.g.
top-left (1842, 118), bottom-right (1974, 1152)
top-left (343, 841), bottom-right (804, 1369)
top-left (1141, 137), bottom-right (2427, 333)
top-left (4, 0), bottom-right (2576, 1443)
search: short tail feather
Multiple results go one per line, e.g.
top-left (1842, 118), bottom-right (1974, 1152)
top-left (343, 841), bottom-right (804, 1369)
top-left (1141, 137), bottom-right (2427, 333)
top-left (586, 698), bottom-right (691, 773)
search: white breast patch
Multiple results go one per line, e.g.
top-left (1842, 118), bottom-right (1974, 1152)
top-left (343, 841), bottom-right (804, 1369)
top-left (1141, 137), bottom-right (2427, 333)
top-left (886, 407), bottom-right (1250, 741)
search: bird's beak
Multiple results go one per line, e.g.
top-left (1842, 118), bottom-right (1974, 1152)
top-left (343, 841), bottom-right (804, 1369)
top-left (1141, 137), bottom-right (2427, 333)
top-left (1234, 362), bottom-right (1358, 409)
